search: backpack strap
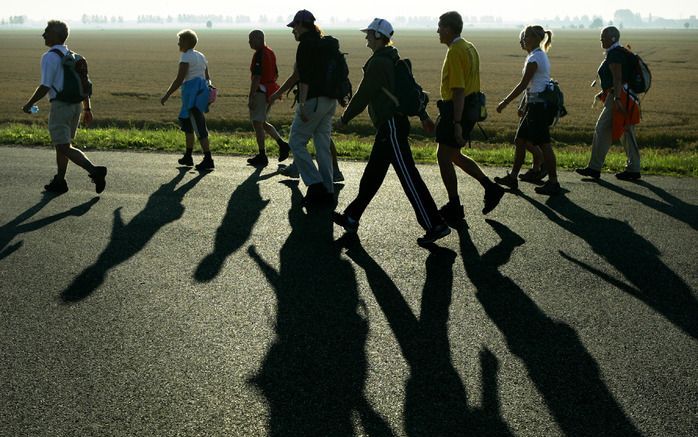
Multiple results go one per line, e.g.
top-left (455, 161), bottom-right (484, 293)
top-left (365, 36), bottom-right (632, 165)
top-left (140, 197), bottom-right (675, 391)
top-left (49, 48), bottom-right (65, 58)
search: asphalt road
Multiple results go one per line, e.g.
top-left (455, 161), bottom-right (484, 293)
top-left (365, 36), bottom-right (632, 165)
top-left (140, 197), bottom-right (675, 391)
top-left (1, 146), bottom-right (696, 436)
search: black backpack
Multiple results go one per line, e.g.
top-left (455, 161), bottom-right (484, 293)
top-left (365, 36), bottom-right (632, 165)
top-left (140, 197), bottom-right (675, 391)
top-left (50, 49), bottom-right (93, 103)
top-left (620, 46), bottom-right (652, 94)
top-left (381, 58), bottom-right (429, 117)
top-left (317, 36), bottom-right (352, 106)
top-left (539, 79), bottom-right (568, 126)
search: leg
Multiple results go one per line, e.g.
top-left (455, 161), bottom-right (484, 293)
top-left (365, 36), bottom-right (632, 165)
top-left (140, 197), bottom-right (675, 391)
top-left (55, 143), bottom-right (96, 174)
top-left (185, 133), bottom-right (195, 153)
top-left (387, 118), bottom-right (442, 231)
top-left (511, 138), bottom-right (528, 177)
top-left (525, 143), bottom-right (544, 171)
top-left (588, 101), bottom-right (614, 171)
top-left (621, 125), bottom-right (641, 173)
top-left (253, 121), bottom-right (266, 155)
top-left (452, 150), bottom-right (487, 183)
top-left (263, 122), bottom-right (282, 142)
top-left (288, 107), bottom-right (322, 187)
top-left (311, 98), bottom-right (337, 193)
top-left (539, 143), bottom-right (558, 183)
top-left (344, 138), bottom-right (391, 221)
top-left (55, 148), bottom-right (70, 179)
top-left (436, 145), bottom-right (460, 200)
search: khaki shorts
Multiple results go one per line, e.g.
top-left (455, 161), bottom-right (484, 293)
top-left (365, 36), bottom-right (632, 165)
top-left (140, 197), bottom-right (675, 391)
top-left (249, 92), bottom-right (271, 122)
top-left (48, 100), bottom-right (82, 145)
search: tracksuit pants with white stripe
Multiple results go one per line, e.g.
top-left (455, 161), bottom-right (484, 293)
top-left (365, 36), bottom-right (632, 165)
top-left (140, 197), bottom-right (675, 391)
top-left (344, 116), bottom-right (444, 231)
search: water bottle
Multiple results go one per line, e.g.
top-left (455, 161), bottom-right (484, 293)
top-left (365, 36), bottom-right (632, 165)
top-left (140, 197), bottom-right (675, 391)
top-left (30, 105), bottom-right (39, 114)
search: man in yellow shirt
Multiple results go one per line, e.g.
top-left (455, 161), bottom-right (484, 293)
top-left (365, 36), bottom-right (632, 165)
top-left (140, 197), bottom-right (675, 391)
top-left (434, 11), bottom-right (504, 223)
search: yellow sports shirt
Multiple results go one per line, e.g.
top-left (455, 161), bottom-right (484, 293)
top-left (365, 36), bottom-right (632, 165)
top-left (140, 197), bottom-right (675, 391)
top-left (440, 38), bottom-right (480, 101)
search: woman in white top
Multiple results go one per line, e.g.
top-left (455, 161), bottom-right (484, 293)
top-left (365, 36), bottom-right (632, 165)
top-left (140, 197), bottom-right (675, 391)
top-left (495, 25), bottom-right (561, 195)
top-left (161, 29), bottom-right (214, 171)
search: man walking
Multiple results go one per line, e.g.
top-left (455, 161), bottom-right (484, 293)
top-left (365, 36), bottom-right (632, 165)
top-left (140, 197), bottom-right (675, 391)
top-left (433, 11), bottom-right (504, 223)
top-left (246, 29), bottom-right (290, 167)
top-left (22, 20), bottom-right (107, 194)
top-left (576, 26), bottom-right (642, 181)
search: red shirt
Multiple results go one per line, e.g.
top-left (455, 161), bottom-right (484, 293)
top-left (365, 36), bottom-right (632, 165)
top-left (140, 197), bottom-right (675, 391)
top-left (250, 46), bottom-right (280, 98)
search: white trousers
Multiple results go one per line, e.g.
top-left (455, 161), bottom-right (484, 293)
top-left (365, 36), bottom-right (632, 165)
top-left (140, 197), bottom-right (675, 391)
top-left (288, 97), bottom-right (337, 193)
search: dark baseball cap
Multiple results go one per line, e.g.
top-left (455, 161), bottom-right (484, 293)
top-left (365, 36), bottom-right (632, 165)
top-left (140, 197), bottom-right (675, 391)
top-left (287, 9), bottom-right (316, 27)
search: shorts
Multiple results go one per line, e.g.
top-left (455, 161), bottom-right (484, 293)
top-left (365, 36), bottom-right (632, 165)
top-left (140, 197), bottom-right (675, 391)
top-left (435, 100), bottom-right (476, 148)
top-left (48, 100), bottom-right (82, 145)
top-left (515, 103), bottom-right (552, 145)
top-left (179, 107), bottom-right (209, 139)
top-left (249, 92), bottom-right (271, 122)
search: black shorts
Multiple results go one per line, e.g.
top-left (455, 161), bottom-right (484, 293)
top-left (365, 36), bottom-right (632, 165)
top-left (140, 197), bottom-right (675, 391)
top-left (435, 100), bottom-right (476, 148)
top-left (179, 107), bottom-right (209, 139)
top-left (515, 103), bottom-right (552, 145)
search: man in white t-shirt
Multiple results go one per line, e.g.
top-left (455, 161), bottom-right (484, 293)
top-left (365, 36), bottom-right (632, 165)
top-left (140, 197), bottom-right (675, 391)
top-left (22, 20), bottom-right (107, 194)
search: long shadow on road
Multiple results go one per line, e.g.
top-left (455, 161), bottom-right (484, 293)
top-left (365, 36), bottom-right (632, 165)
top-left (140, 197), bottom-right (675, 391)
top-left (61, 168), bottom-right (206, 302)
top-left (194, 167), bottom-right (273, 282)
top-left (343, 235), bottom-right (513, 436)
top-left (522, 192), bottom-right (698, 340)
top-left (0, 194), bottom-right (99, 262)
top-left (248, 180), bottom-right (390, 436)
top-left (457, 221), bottom-right (642, 436)
top-left (596, 178), bottom-right (698, 231)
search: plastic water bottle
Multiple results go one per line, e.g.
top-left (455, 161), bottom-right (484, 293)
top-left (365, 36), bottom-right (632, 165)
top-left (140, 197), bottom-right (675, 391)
top-left (30, 105), bottom-right (39, 114)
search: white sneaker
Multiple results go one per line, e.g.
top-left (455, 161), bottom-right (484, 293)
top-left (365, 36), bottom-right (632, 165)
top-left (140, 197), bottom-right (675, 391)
top-left (280, 162), bottom-right (299, 178)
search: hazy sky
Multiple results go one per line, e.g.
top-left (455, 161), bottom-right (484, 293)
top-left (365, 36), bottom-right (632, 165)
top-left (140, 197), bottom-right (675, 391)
top-left (6, 0), bottom-right (696, 22)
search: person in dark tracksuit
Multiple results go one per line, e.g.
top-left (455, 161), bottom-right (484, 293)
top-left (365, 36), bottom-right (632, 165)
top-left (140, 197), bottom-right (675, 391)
top-left (334, 18), bottom-right (450, 247)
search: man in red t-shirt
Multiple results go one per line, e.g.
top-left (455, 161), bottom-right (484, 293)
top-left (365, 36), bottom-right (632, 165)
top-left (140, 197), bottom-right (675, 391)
top-left (247, 30), bottom-right (290, 167)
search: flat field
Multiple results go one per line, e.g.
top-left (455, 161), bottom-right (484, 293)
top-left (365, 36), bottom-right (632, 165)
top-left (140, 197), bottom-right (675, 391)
top-left (2, 28), bottom-right (698, 147)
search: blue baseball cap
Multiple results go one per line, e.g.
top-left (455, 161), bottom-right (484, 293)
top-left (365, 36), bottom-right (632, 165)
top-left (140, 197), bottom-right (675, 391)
top-left (287, 10), bottom-right (316, 27)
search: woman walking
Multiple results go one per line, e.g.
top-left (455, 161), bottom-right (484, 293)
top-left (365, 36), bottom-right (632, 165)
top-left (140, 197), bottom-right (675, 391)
top-left (161, 29), bottom-right (214, 171)
top-left (495, 25), bottom-right (560, 195)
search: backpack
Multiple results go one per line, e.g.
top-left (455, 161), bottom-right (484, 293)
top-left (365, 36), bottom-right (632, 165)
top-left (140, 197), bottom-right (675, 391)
top-left (50, 49), bottom-right (92, 103)
top-left (621, 46), bottom-right (652, 94)
top-left (539, 79), bottom-right (568, 127)
top-left (317, 36), bottom-right (352, 107)
top-left (381, 58), bottom-right (429, 117)
top-left (464, 91), bottom-right (487, 122)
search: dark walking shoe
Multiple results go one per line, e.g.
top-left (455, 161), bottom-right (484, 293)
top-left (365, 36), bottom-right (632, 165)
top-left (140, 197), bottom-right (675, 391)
top-left (178, 154), bottom-right (194, 166)
top-left (439, 201), bottom-right (465, 224)
top-left (534, 180), bottom-right (562, 195)
top-left (483, 183), bottom-right (505, 215)
top-left (89, 166), bottom-right (107, 194)
top-left (278, 140), bottom-right (290, 162)
top-left (332, 211), bottom-right (359, 233)
top-left (280, 162), bottom-right (300, 178)
top-left (417, 223), bottom-right (451, 247)
top-left (519, 168), bottom-right (545, 182)
top-left (195, 157), bottom-right (215, 171)
top-left (44, 175), bottom-right (69, 194)
top-left (615, 170), bottom-right (641, 181)
top-left (575, 167), bottom-right (601, 179)
top-left (247, 154), bottom-right (269, 167)
top-left (494, 172), bottom-right (519, 190)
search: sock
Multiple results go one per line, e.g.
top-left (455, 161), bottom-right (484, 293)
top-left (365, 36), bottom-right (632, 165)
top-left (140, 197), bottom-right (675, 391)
top-left (184, 149), bottom-right (193, 157)
top-left (204, 151), bottom-right (212, 160)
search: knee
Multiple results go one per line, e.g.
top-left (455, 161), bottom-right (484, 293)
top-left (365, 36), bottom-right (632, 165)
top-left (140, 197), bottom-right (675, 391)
top-left (55, 143), bottom-right (71, 154)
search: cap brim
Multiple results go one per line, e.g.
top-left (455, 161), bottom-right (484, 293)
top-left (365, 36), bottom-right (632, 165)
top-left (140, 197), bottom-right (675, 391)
top-left (287, 21), bottom-right (296, 27)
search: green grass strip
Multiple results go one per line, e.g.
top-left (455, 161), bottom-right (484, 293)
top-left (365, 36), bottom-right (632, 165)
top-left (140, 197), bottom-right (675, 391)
top-left (1, 123), bottom-right (696, 177)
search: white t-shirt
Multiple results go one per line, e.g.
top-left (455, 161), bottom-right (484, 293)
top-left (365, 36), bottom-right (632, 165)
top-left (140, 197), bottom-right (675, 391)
top-left (41, 44), bottom-right (69, 100)
top-left (524, 48), bottom-right (550, 94)
top-left (179, 49), bottom-right (208, 82)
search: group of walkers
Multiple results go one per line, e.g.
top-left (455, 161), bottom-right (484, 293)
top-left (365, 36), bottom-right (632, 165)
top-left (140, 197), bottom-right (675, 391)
top-left (22, 13), bottom-right (644, 247)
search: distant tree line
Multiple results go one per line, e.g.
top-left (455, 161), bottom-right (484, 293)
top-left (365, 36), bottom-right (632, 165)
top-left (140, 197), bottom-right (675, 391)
top-left (82, 15), bottom-right (124, 24)
top-left (1, 16), bottom-right (27, 25)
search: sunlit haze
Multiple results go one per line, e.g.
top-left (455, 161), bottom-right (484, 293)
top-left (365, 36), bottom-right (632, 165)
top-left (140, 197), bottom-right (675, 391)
top-left (4, 0), bottom-right (696, 24)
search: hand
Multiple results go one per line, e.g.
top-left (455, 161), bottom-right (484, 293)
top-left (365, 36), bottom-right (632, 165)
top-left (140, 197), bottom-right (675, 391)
top-left (454, 124), bottom-right (466, 147)
top-left (517, 109), bottom-right (524, 118)
top-left (82, 109), bottom-right (93, 126)
top-left (421, 117), bottom-right (435, 134)
top-left (496, 100), bottom-right (508, 113)
top-left (268, 92), bottom-right (280, 104)
top-left (334, 119), bottom-right (347, 130)
top-left (22, 103), bottom-right (33, 114)
top-left (160, 94), bottom-right (169, 106)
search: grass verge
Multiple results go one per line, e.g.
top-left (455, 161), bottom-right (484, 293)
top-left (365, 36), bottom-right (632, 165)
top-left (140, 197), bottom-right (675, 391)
top-left (2, 123), bottom-right (696, 177)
